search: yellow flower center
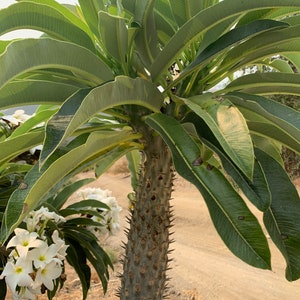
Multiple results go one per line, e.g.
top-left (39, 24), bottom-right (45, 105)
top-left (15, 267), bottom-right (23, 274)
top-left (39, 255), bottom-right (46, 261)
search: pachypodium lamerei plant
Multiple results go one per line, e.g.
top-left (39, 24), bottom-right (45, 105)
top-left (0, 0), bottom-right (300, 299)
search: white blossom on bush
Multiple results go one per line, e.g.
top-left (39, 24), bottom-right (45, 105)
top-left (1, 109), bottom-right (31, 126)
top-left (78, 187), bottom-right (122, 236)
top-left (0, 207), bottom-right (68, 300)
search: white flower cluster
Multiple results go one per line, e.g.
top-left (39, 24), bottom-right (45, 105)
top-left (1, 109), bottom-right (31, 125)
top-left (78, 187), bottom-right (122, 236)
top-left (0, 207), bottom-right (68, 299)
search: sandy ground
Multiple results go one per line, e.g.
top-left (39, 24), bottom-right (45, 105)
top-left (6, 163), bottom-right (300, 300)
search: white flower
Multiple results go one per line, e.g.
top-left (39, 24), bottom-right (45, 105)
top-left (24, 207), bottom-right (65, 233)
top-left (27, 243), bottom-right (61, 269)
top-left (7, 228), bottom-right (44, 257)
top-left (13, 286), bottom-right (40, 300)
top-left (51, 230), bottom-right (68, 260)
top-left (35, 261), bottom-right (62, 291)
top-left (78, 187), bottom-right (112, 201)
top-left (0, 257), bottom-right (33, 292)
top-left (2, 110), bottom-right (30, 125)
top-left (78, 187), bottom-right (122, 236)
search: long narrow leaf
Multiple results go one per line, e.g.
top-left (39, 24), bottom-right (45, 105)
top-left (98, 12), bottom-right (128, 64)
top-left (0, 2), bottom-right (95, 52)
top-left (257, 149), bottom-right (300, 281)
top-left (41, 76), bottom-right (163, 163)
top-left (222, 73), bottom-right (300, 96)
top-left (183, 112), bottom-right (271, 211)
top-left (0, 80), bottom-right (78, 110)
top-left (146, 113), bottom-right (271, 269)
top-left (150, 0), bottom-right (300, 81)
top-left (0, 38), bottom-right (113, 89)
top-left (133, 0), bottom-right (159, 67)
top-left (0, 131), bottom-right (44, 165)
top-left (227, 92), bottom-right (300, 153)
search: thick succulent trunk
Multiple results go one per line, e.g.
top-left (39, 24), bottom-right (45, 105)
top-left (120, 131), bottom-right (174, 299)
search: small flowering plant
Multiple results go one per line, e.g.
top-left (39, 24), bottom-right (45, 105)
top-left (0, 207), bottom-right (68, 299)
top-left (0, 183), bottom-right (121, 300)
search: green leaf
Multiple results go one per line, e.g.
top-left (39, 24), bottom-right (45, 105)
top-left (126, 149), bottom-right (141, 190)
top-left (169, 0), bottom-right (216, 27)
top-left (95, 145), bottom-right (138, 178)
top-left (146, 113), bottom-right (271, 270)
top-left (0, 279), bottom-right (7, 300)
top-left (0, 1), bottom-right (95, 52)
top-left (183, 113), bottom-right (271, 211)
top-left (284, 53), bottom-right (300, 72)
top-left (10, 108), bottom-right (57, 138)
top-left (251, 134), bottom-right (283, 164)
top-left (223, 73), bottom-right (300, 96)
top-left (269, 59), bottom-right (294, 73)
top-left (41, 76), bottom-right (163, 163)
top-left (98, 12), bottom-right (128, 64)
top-left (133, 0), bottom-right (159, 67)
top-left (78, 0), bottom-right (105, 38)
top-left (0, 38), bottom-right (113, 89)
top-left (181, 19), bottom-right (287, 82)
top-left (65, 240), bottom-right (91, 300)
top-left (257, 149), bottom-right (300, 281)
top-left (227, 93), bottom-right (300, 154)
top-left (0, 131), bottom-right (44, 165)
top-left (64, 227), bottom-right (112, 292)
top-left (153, 0), bottom-right (177, 46)
top-left (17, 0), bottom-right (92, 36)
top-left (150, 0), bottom-right (300, 81)
top-left (65, 199), bottom-right (109, 211)
top-left (184, 94), bottom-right (254, 179)
top-left (214, 24), bottom-right (300, 80)
top-left (0, 80), bottom-right (78, 110)
top-left (49, 178), bottom-right (94, 210)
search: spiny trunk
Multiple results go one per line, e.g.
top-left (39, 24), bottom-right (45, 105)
top-left (119, 132), bottom-right (174, 300)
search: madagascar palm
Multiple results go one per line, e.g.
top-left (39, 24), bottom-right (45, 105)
top-left (0, 0), bottom-right (300, 299)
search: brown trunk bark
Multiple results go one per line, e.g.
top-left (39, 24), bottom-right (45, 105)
top-left (119, 131), bottom-right (174, 300)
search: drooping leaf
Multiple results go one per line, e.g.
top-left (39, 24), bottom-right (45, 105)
top-left (212, 24), bottom-right (300, 82)
top-left (0, 1), bottom-right (95, 52)
top-left (181, 19), bottom-right (287, 82)
top-left (0, 80), bottom-right (78, 110)
top-left (151, 0), bottom-right (300, 81)
top-left (65, 239), bottom-right (91, 300)
top-left (227, 92), bottom-right (300, 154)
top-left (146, 113), bottom-right (271, 269)
top-left (184, 93), bottom-right (254, 179)
top-left (223, 73), bottom-right (300, 96)
top-left (183, 112), bottom-right (271, 211)
top-left (41, 76), bottom-right (163, 163)
top-left (257, 149), bottom-right (300, 281)
top-left (0, 131), bottom-right (44, 165)
top-left (0, 38), bottom-right (113, 89)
